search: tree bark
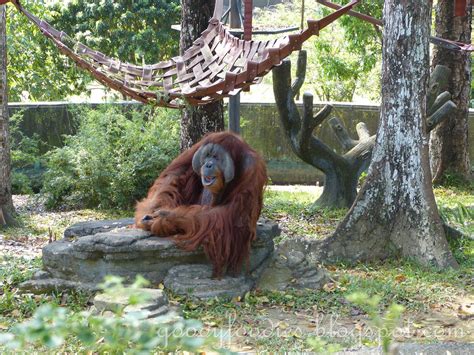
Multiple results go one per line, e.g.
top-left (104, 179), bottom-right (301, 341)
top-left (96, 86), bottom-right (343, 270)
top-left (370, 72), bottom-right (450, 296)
top-left (314, 0), bottom-right (457, 268)
top-left (430, 0), bottom-right (472, 183)
top-left (0, 5), bottom-right (16, 226)
top-left (179, 0), bottom-right (224, 151)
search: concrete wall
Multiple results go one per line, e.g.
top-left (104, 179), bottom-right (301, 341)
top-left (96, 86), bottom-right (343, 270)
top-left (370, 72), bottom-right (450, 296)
top-left (240, 102), bottom-right (474, 184)
top-left (9, 101), bottom-right (474, 184)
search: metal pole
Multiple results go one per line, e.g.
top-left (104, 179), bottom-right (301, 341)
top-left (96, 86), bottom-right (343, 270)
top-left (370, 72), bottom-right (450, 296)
top-left (228, 94), bottom-right (240, 134)
top-left (228, 0), bottom-right (243, 133)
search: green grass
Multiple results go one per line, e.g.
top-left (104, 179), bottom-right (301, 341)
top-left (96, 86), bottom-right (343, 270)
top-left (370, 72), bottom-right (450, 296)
top-left (263, 189), bottom-right (347, 240)
top-left (0, 256), bottom-right (91, 324)
top-left (434, 185), bottom-right (474, 207)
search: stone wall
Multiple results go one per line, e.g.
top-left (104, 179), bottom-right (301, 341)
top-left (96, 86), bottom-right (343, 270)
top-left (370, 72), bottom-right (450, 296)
top-left (9, 101), bottom-right (474, 184)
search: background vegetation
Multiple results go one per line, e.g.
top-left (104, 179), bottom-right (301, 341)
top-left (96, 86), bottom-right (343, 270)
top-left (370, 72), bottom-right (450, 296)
top-left (42, 105), bottom-right (180, 209)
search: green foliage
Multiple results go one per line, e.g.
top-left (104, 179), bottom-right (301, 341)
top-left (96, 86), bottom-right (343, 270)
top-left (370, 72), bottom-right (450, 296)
top-left (0, 276), bottom-right (211, 353)
top-left (9, 110), bottom-right (47, 194)
top-left (0, 256), bottom-right (43, 318)
top-left (347, 292), bottom-right (404, 353)
top-left (254, 1), bottom-right (382, 101)
top-left (7, 0), bottom-right (180, 101)
top-left (42, 105), bottom-right (180, 209)
top-left (307, 337), bottom-right (342, 354)
top-left (7, 0), bottom-right (89, 101)
top-left (51, 0), bottom-right (180, 65)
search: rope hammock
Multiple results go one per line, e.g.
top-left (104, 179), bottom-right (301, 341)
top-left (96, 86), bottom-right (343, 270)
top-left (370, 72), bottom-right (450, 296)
top-left (2, 0), bottom-right (359, 108)
top-left (1, 0), bottom-right (471, 108)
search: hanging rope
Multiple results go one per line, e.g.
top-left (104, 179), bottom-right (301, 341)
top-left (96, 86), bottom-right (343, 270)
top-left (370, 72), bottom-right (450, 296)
top-left (243, 0), bottom-right (253, 41)
top-left (2, 0), bottom-right (360, 108)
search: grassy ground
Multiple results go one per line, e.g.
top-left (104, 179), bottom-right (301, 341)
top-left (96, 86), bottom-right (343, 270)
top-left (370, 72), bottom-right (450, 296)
top-left (0, 185), bottom-right (473, 352)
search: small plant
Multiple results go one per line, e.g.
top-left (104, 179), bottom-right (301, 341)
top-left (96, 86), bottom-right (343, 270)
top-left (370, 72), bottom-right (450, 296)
top-left (346, 292), bottom-right (405, 353)
top-left (307, 336), bottom-right (342, 353)
top-left (439, 202), bottom-right (474, 237)
top-left (42, 105), bottom-right (180, 209)
top-left (9, 110), bottom-right (48, 194)
top-left (0, 275), bottom-right (213, 353)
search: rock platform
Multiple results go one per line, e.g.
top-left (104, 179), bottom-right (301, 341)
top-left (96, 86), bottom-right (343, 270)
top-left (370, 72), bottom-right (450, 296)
top-left (21, 218), bottom-right (280, 299)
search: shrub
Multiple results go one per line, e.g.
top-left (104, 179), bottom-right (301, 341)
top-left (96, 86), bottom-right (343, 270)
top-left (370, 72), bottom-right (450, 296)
top-left (9, 110), bottom-right (47, 194)
top-left (42, 105), bottom-right (180, 209)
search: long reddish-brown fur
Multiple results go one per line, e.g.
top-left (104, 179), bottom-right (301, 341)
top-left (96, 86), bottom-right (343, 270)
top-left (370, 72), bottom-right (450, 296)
top-left (135, 131), bottom-right (267, 276)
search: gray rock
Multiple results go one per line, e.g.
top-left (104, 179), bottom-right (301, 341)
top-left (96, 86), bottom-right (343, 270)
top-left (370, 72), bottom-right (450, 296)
top-left (164, 264), bottom-right (254, 300)
top-left (93, 288), bottom-right (171, 319)
top-left (25, 218), bottom-right (279, 294)
top-left (93, 288), bottom-right (168, 313)
top-left (31, 270), bottom-right (51, 280)
top-left (20, 278), bottom-right (99, 294)
top-left (257, 237), bottom-right (329, 291)
top-left (64, 218), bottom-right (135, 239)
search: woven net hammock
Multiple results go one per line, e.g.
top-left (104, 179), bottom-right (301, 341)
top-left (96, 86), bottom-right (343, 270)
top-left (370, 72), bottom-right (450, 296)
top-left (4, 0), bottom-right (359, 108)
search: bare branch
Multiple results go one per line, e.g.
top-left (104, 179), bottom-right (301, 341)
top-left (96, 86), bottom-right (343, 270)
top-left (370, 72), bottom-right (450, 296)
top-left (427, 91), bottom-right (451, 116)
top-left (427, 65), bottom-right (451, 108)
top-left (291, 50), bottom-right (307, 99)
top-left (427, 100), bottom-right (457, 132)
top-left (329, 117), bottom-right (358, 150)
top-left (356, 122), bottom-right (371, 141)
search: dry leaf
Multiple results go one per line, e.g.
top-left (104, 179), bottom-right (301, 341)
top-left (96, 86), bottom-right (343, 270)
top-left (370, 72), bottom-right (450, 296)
top-left (323, 282), bottom-right (336, 293)
top-left (395, 274), bottom-right (406, 283)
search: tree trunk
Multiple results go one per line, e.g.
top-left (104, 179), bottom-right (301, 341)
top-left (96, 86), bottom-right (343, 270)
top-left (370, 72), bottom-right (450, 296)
top-left (315, 0), bottom-right (457, 268)
top-left (0, 5), bottom-right (16, 226)
top-left (179, 0), bottom-right (224, 151)
top-left (430, 0), bottom-right (472, 183)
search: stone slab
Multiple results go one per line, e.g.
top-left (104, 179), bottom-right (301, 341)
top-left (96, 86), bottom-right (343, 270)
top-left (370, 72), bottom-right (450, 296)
top-left (164, 264), bottom-right (254, 300)
top-left (22, 218), bottom-right (279, 294)
top-left (64, 218), bottom-right (135, 239)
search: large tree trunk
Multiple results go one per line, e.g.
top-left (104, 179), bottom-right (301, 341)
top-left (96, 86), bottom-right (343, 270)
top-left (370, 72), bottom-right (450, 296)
top-left (179, 0), bottom-right (224, 151)
top-left (430, 0), bottom-right (472, 183)
top-left (315, 0), bottom-right (457, 268)
top-left (0, 5), bottom-right (15, 226)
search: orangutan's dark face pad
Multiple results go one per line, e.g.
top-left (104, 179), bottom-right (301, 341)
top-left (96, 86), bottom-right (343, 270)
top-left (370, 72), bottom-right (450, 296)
top-left (192, 143), bottom-right (235, 190)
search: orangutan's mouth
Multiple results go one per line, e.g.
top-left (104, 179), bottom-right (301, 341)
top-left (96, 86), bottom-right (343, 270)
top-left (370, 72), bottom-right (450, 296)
top-left (202, 175), bottom-right (216, 186)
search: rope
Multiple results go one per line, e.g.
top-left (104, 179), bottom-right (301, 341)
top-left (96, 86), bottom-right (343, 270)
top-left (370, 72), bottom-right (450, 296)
top-left (243, 0), bottom-right (253, 41)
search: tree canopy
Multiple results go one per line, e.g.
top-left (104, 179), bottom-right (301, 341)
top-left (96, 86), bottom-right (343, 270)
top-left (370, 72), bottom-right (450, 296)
top-left (7, 0), bottom-right (180, 102)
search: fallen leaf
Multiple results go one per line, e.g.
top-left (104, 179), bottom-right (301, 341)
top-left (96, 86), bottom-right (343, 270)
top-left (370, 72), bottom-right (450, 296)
top-left (395, 274), bottom-right (406, 283)
top-left (323, 283), bottom-right (336, 293)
